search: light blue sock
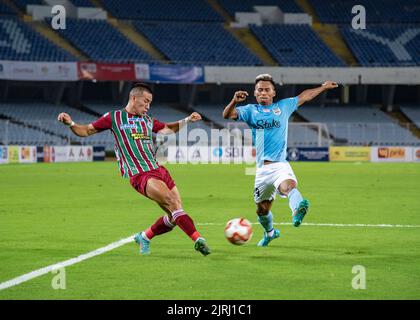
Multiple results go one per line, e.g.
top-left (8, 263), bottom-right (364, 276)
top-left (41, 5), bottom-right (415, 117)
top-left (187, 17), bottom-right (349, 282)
top-left (288, 188), bottom-right (303, 213)
top-left (258, 211), bottom-right (273, 233)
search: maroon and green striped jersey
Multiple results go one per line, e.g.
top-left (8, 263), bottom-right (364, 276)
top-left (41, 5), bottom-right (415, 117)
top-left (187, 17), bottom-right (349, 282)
top-left (91, 109), bottom-right (166, 177)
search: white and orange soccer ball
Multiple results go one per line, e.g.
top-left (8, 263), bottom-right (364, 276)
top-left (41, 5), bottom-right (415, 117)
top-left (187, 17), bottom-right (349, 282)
top-left (224, 218), bottom-right (253, 245)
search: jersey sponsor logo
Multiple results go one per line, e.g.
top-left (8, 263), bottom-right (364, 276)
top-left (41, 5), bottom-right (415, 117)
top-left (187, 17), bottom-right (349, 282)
top-left (119, 123), bottom-right (137, 130)
top-left (272, 107), bottom-right (281, 115)
top-left (256, 119), bottom-right (281, 129)
top-left (128, 117), bottom-right (143, 123)
top-left (262, 108), bottom-right (271, 113)
top-left (131, 132), bottom-right (151, 141)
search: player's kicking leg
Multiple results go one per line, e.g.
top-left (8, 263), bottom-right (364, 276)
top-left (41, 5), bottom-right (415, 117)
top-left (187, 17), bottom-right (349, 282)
top-left (136, 179), bottom-right (211, 256)
top-left (134, 207), bottom-right (175, 255)
top-left (278, 179), bottom-right (310, 227)
top-left (256, 200), bottom-right (281, 247)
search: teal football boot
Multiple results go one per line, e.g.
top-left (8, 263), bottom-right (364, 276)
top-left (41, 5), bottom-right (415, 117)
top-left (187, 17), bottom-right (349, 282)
top-left (292, 199), bottom-right (310, 227)
top-left (257, 229), bottom-right (280, 247)
top-left (134, 232), bottom-right (150, 255)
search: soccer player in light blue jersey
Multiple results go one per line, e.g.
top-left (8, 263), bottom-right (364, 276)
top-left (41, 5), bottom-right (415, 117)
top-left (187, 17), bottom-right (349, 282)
top-left (223, 74), bottom-right (338, 247)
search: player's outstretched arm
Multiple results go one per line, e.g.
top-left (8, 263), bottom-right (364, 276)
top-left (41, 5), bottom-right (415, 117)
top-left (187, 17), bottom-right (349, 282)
top-left (223, 91), bottom-right (248, 119)
top-left (297, 81), bottom-right (338, 107)
top-left (57, 112), bottom-right (98, 137)
top-left (158, 112), bottom-right (202, 134)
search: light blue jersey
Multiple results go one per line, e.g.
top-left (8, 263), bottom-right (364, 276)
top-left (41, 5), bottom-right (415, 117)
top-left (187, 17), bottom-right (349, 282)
top-left (236, 97), bottom-right (299, 167)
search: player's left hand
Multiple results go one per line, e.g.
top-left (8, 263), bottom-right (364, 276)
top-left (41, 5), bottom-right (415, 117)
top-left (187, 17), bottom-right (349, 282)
top-left (322, 81), bottom-right (339, 89)
top-left (188, 112), bottom-right (202, 122)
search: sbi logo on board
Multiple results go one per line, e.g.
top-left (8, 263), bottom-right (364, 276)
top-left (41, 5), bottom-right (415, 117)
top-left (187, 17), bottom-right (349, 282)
top-left (213, 148), bottom-right (223, 157)
top-left (212, 147), bottom-right (241, 158)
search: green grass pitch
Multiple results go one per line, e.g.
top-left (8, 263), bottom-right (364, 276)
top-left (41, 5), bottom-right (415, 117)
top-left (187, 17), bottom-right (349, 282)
top-left (0, 161), bottom-right (419, 299)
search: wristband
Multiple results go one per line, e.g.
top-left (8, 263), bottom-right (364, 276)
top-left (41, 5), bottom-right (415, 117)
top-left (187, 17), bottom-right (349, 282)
top-left (67, 121), bottom-right (75, 127)
top-left (178, 116), bottom-right (190, 129)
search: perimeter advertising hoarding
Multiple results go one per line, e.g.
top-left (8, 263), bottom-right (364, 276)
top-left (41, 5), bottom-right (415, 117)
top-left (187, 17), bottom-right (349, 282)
top-left (329, 147), bottom-right (371, 162)
top-left (0, 61), bottom-right (78, 81)
top-left (371, 146), bottom-right (413, 162)
top-left (287, 147), bottom-right (329, 162)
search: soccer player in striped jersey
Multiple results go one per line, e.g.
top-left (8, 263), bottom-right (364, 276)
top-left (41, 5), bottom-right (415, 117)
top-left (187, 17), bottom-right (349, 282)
top-left (223, 74), bottom-right (338, 247)
top-left (57, 83), bottom-right (211, 256)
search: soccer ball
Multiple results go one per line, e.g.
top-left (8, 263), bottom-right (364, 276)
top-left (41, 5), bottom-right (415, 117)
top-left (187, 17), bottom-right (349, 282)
top-left (224, 218), bottom-right (253, 245)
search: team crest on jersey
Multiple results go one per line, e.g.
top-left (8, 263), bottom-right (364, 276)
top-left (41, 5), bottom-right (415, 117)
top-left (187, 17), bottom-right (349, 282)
top-left (273, 107), bottom-right (281, 115)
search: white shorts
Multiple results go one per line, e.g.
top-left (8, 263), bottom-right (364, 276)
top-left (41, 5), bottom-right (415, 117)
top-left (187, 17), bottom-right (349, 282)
top-left (253, 162), bottom-right (298, 203)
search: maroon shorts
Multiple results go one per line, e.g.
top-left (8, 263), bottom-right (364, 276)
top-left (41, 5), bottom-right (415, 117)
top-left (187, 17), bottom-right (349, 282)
top-left (130, 166), bottom-right (176, 197)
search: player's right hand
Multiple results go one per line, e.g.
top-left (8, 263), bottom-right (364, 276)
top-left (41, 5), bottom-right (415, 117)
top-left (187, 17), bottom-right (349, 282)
top-left (57, 112), bottom-right (72, 126)
top-left (233, 91), bottom-right (248, 103)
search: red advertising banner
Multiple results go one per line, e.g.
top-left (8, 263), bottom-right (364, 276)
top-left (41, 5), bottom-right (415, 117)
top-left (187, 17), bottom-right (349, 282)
top-left (78, 62), bottom-right (136, 81)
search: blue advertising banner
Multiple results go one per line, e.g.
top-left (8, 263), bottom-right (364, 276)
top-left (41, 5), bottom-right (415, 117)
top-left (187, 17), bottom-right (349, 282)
top-left (149, 65), bottom-right (204, 84)
top-left (0, 145), bottom-right (8, 164)
top-left (287, 147), bottom-right (329, 162)
top-left (93, 146), bottom-right (106, 161)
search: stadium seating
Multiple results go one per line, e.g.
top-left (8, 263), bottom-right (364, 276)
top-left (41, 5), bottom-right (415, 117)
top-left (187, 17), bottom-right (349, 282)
top-left (218, 0), bottom-right (303, 18)
top-left (70, 0), bottom-right (95, 7)
top-left (0, 17), bottom-right (76, 61)
top-left (53, 18), bottom-right (154, 63)
top-left (250, 24), bottom-right (345, 66)
top-left (0, 2), bottom-right (15, 15)
top-left (400, 106), bottom-right (420, 128)
top-left (1, 121), bottom-right (67, 145)
top-left (309, 0), bottom-right (420, 24)
top-left (100, 0), bottom-right (223, 21)
top-left (84, 102), bottom-right (192, 123)
top-left (340, 25), bottom-right (420, 66)
top-left (13, 0), bottom-right (43, 11)
top-left (190, 104), bottom-right (325, 147)
top-left (134, 21), bottom-right (262, 65)
top-left (297, 106), bottom-right (420, 145)
top-left (0, 102), bottom-right (115, 148)
top-left (288, 123), bottom-right (328, 146)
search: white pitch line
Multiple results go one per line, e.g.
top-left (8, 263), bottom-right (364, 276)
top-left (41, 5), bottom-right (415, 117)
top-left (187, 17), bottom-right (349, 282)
top-left (1, 221), bottom-right (420, 292)
top-left (198, 222), bottom-right (420, 228)
top-left (0, 234), bottom-right (135, 292)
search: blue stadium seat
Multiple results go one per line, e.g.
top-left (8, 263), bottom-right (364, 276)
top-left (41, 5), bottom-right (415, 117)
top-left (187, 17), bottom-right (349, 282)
top-left (134, 21), bottom-right (263, 65)
top-left (13, 0), bottom-right (44, 11)
top-left (340, 25), bottom-right (420, 66)
top-left (101, 0), bottom-right (224, 21)
top-left (0, 17), bottom-right (76, 61)
top-left (250, 24), bottom-right (345, 66)
top-left (70, 0), bottom-right (95, 7)
top-left (52, 18), bottom-right (154, 63)
top-left (0, 2), bottom-right (16, 15)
